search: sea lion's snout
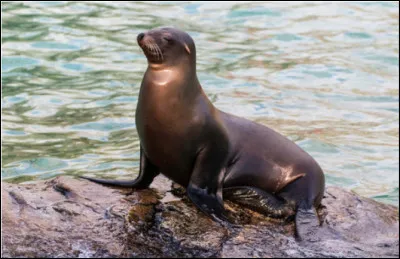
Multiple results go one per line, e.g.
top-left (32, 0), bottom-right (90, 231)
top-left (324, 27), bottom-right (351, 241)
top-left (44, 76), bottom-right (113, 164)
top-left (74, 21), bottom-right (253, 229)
top-left (137, 32), bottom-right (145, 42)
top-left (138, 33), bottom-right (144, 41)
top-left (137, 31), bottom-right (164, 63)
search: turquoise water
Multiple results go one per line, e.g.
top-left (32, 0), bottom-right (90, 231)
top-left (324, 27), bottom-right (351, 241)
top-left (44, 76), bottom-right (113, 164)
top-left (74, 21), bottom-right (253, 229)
top-left (2, 1), bottom-right (399, 206)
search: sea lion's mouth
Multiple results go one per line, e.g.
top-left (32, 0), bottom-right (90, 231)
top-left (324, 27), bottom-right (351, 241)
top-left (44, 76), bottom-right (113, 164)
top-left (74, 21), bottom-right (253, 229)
top-left (138, 40), bottom-right (164, 62)
top-left (144, 43), bottom-right (164, 62)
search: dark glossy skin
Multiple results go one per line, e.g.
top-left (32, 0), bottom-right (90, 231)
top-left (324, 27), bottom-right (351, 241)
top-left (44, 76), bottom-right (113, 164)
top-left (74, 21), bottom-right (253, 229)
top-left (81, 27), bottom-right (325, 241)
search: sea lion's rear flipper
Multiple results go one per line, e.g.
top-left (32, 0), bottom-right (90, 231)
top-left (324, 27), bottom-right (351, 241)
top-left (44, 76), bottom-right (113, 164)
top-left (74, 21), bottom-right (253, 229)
top-left (223, 187), bottom-right (295, 218)
top-left (80, 146), bottom-right (159, 189)
top-left (295, 207), bottom-right (321, 242)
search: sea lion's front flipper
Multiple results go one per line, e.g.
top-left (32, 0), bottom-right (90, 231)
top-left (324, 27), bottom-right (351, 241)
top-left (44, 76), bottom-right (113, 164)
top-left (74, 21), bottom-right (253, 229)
top-left (186, 139), bottom-right (230, 222)
top-left (80, 146), bottom-right (159, 189)
top-left (187, 185), bottom-right (229, 222)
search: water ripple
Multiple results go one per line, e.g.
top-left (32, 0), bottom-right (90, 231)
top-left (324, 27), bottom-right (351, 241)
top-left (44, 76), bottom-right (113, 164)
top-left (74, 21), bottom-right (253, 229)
top-left (1, 1), bottom-right (398, 206)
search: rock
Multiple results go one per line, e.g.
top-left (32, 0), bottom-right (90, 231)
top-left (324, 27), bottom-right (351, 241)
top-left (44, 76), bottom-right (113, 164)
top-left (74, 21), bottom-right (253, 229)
top-left (1, 176), bottom-right (398, 258)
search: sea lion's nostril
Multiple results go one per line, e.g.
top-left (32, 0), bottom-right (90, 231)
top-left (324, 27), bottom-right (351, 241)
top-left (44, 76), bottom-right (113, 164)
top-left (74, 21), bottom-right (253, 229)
top-left (137, 33), bottom-right (145, 41)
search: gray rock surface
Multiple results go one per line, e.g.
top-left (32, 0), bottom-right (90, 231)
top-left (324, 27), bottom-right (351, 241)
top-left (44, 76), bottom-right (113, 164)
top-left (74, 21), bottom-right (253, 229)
top-left (1, 176), bottom-right (398, 258)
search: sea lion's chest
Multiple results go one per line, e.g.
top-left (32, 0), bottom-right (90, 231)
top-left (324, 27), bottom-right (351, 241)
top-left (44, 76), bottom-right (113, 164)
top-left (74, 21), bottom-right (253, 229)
top-left (135, 83), bottom-right (199, 179)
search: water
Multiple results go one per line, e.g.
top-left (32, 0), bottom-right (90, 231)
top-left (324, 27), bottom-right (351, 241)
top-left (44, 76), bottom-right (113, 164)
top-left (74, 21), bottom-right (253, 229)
top-left (2, 1), bottom-right (399, 206)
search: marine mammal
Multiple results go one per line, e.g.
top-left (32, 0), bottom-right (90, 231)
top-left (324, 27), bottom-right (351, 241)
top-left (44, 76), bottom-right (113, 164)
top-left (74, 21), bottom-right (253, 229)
top-left (81, 27), bottom-right (325, 241)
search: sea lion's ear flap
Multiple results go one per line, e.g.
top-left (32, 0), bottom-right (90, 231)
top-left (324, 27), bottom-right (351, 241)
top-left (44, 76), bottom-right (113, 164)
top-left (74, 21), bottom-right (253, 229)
top-left (184, 43), bottom-right (191, 54)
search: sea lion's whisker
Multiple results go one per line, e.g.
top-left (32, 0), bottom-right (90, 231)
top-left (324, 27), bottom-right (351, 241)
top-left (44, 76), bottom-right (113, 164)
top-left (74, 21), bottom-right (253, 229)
top-left (147, 43), bottom-right (160, 60)
top-left (151, 43), bottom-right (160, 60)
top-left (147, 44), bottom-right (153, 54)
top-left (144, 43), bottom-right (151, 52)
top-left (155, 44), bottom-right (163, 61)
top-left (152, 43), bottom-right (161, 61)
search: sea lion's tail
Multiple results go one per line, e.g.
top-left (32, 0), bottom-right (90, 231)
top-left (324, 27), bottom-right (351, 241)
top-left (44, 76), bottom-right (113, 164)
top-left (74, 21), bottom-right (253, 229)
top-left (79, 176), bottom-right (137, 187)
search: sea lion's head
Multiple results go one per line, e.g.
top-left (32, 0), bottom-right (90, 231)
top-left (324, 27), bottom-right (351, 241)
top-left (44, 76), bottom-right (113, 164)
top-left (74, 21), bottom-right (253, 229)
top-left (137, 27), bottom-right (196, 68)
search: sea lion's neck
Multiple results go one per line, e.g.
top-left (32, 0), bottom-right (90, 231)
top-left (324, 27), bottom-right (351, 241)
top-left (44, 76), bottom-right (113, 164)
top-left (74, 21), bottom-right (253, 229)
top-left (143, 64), bottom-right (201, 100)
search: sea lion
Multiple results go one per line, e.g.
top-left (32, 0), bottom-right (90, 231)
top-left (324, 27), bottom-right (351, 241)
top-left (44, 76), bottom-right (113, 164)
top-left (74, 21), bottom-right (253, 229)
top-left (81, 27), bottom-right (325, 241)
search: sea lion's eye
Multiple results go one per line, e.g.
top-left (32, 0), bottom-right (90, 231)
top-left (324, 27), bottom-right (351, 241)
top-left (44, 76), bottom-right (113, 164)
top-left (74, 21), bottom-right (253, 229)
top-left (163, 37), bottom-right (173, 43)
